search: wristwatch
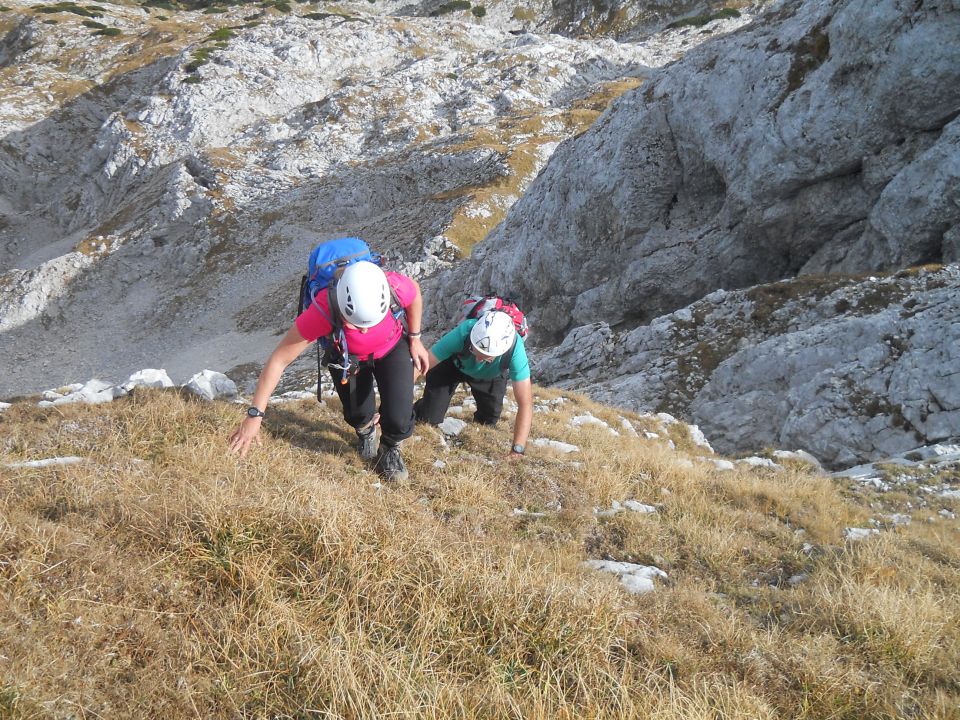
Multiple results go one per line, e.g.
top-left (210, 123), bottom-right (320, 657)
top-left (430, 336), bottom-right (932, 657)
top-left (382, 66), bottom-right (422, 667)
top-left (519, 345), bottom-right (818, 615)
top-left (511, 443), bottom-right (525, 455)
top-left (247, 406), bottom-right (266, 419)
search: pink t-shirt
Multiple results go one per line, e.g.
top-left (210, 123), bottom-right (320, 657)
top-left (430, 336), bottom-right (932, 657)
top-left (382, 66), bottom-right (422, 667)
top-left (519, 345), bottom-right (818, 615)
top-left (295, 271), bottom-right (416, 360)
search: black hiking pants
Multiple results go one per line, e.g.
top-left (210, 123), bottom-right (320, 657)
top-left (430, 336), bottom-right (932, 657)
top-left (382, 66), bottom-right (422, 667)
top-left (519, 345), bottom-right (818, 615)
top-left (328, 339), bottom-right (415, 447)
top-left (414, 357), bottom-right (507, 427)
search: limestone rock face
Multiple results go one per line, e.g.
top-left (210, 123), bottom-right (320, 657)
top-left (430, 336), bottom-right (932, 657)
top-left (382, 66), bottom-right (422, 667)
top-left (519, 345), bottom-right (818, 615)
top-left (538, 265), bottom-right (960, 469)
top-left (429, 0), bottom-right (960, 342)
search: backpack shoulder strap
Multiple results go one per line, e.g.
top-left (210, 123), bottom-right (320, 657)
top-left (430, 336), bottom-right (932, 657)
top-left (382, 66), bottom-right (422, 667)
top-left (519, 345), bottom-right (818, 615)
top-left (469, 297), bottom-right (488, 318)
top-left (298, 275), bottom-right (309, 317)
top-left (325, 284), bottom-right (344, 332)
top-left (499, 338), bottom-right (516, 377)
top-left (387, 282), bottom-right (408, 333)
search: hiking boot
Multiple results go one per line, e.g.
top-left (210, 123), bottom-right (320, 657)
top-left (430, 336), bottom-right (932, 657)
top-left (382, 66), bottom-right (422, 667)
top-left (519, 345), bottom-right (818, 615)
top-left (374, 444), bottom-right (408, 482)
top-left (355, 414), bottom-right (380, 461)
top-left (356, 426), bottom-right (378, 461)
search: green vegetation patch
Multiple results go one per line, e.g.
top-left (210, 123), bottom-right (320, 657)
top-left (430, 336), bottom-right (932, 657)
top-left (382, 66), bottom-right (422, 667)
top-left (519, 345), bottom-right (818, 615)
top-left (35, 2), bottom-right (104, 17)
top-left (430, 0), bottom-right (471, 16)
top-left (95, 26), bottom-right (121, 35)
top-left (304, 10), bottom-right (361, 21)
top-left (206, 27), bottom-right (234, 41)
top-left (180, 27), bottom-right (237, 76)
top-left (745, 274), bottom-right (850, 326)
top-left (184, 45), bottom-right (214, 72)
top-left (666, 7), bottom-right (740, 29)
top-left (471, 4), bottom-right (485, 17)
top-left (786, 21), bottom-right (831, 92)
top-left (82, 18), bottom-right (106, 28)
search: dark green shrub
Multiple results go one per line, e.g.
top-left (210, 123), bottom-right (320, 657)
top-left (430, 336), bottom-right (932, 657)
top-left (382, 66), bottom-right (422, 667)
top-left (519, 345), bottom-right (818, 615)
top-left (206, 27), bottom-right (234, 41)
top-left (36, 3), bottom-right (101, 17)
top-left (95, 26), bottom-right (121, 35)
top-left (273, 1), bottom-right (291, 11)
top-left (183, 74), bottom-right (203, 83)
top-left (666, 7), bottom-right (740, 29)
top-left (470, 4), bottom-right (484, 16)
top-left (429, 0), bottom-right (470, 16)
top-left (82, 19), bottom-right (106, 27)
top-left (184, 46), bottom-right (214, 72)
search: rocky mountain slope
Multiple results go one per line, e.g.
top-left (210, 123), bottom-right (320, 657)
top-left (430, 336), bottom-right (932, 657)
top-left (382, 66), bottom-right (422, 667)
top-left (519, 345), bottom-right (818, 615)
top-left (430, 0), bottom-right (960, 465)
top-left (537, 265), bottom-right (960, 469)
top-left (0, 0), bottom-right (749, 397)
top-left (3, 0), bottom-right (958, 469)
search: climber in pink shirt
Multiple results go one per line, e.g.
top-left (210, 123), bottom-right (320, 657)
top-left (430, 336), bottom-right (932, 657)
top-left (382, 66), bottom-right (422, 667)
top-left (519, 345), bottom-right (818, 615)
top-left (229, 261), bottom-right (429, 482)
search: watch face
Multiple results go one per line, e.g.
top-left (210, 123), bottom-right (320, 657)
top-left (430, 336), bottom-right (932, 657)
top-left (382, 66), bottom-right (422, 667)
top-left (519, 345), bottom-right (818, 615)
top-left (248, 407), bottom-right (263, 418)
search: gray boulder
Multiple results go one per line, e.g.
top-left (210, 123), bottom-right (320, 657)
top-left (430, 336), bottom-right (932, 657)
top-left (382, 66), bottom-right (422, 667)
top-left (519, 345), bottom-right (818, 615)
top-left (184, 370), bottom-right (238, 401)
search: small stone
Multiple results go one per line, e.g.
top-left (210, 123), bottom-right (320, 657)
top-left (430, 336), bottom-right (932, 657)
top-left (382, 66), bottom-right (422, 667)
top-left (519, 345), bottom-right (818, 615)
top-left (439, 418), bottom-right (467, 436)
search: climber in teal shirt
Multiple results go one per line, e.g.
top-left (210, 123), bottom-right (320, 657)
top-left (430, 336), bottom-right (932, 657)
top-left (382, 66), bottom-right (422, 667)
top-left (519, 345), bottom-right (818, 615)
top-left (415, 312), bottom-right (532, 460)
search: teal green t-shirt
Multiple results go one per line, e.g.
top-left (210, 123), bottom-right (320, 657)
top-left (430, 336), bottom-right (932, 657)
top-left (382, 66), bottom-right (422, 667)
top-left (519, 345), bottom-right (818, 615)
top-left (431, 319), bottom-right (531, 382)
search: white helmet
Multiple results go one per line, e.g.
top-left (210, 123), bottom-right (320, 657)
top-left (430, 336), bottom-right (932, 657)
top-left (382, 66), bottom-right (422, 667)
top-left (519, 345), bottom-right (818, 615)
top-left (336, 261), bottom-right (390, 328)
top-left (470, 311), bottom-right (516, 357)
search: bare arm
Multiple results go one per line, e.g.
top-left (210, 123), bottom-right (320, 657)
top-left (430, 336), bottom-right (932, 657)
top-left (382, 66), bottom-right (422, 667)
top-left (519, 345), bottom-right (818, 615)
top-left (405, 279), bottom-right (430, 376)
top-left (229, 323), bottom-right (312, 457)
top-left (510, 378), bottom-right (533, 456)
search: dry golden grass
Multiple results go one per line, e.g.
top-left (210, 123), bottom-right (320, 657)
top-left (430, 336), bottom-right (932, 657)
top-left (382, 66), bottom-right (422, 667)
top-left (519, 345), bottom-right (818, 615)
top-left (1, 388), bottom-right (958, 718)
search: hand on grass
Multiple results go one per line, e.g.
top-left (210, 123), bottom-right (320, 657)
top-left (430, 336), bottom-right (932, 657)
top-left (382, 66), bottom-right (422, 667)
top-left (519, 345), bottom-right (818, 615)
top-left (229, 418), bottom-right (263, 458)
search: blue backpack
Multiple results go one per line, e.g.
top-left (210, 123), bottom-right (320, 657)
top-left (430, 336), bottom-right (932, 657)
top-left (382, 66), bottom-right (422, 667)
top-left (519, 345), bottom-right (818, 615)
top-left (297, 238), bottom-right (406, 389)
top-left (301, 237), bottom-right (379, 312)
